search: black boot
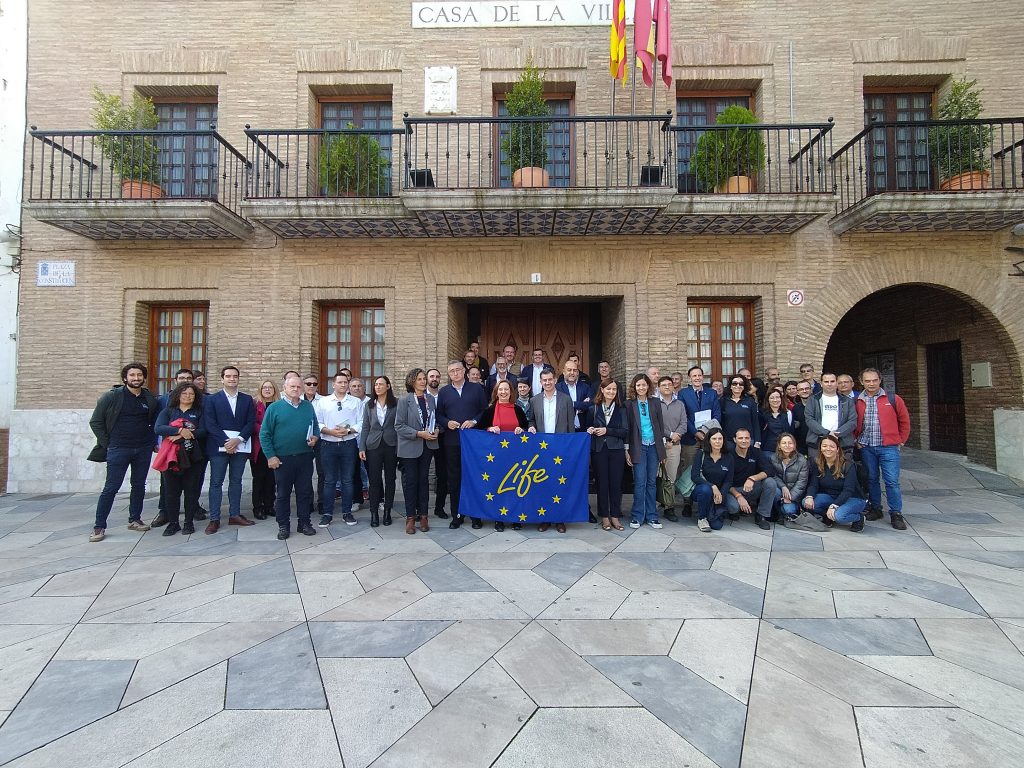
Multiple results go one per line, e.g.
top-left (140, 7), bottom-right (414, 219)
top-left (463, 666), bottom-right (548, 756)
top-left (371, 510), bottom-right (380, 527)
top-left (382, 509), bottom-right (392, 526)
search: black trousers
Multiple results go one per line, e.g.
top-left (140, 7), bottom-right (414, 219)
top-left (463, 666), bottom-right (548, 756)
top-left (400, 453), bottom-right (430, 519)
top-left (429, 444), bottom-right (449, 513)
top-left (593, 447), bottom-right (625, 519)
top-left (275, 453), bottom-right (314, 530)
top-left (444, 442), bottom-right (464, 517)
top-left (250, 452), bottom-right (276, 512)
top-left (162, 463), bottom-right (203, 524)
top-left (366, 443), bottom-right (398, 512)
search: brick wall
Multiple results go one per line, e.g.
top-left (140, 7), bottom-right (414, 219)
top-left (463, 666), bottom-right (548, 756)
top-left (825, 285), bottom-right (1022, 467)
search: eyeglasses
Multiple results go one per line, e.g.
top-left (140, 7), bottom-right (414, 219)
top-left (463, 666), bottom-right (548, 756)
top-left (336, 401), bottom-right (344, 411)
top-left (639, 402), bottom-right (648, 416)
top-left (730, 381), bottom-right (745, 387)
top-left (304, 381), bottom-right (317, 387)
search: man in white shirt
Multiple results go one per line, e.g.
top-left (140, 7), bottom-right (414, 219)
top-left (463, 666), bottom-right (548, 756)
top-left (316, 372), bottom-right (363, 527)
top-left (348, 377), bottom-right (371, 507)
top-left (528, 370), bottom-right (574, 533)
top-left (804, 372), bottom-right (857, 462)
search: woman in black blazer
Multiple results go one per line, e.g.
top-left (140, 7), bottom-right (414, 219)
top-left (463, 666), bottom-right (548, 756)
top-left (473, 380), bottom-right (529, 531)
top-left (586, 379), bottom-right (629, 530)
top-left (359, 375), bottom-right (399, 527)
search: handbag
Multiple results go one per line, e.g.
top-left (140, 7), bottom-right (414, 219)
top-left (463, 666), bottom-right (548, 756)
top-left (656, 463), bottom-right (676, 508)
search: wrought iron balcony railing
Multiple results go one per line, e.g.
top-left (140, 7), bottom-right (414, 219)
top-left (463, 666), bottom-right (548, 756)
top-left (828, 117), bottom-right (1024, 214)
top-left (666, 120), bottom-right (835, 194)
top-left (27, 127), bottom-right (250, 217)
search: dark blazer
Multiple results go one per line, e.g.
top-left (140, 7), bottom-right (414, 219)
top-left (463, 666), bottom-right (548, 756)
top-left (587, 402), bottom-right (628, 452)
top-left (203, 389), bottom-right (257, 457)
top-left (520, 363), bottom-right (555, 395)
top-left (395, 392), bottom-right (438, 458)
top-left (474, 403), bottom-right (529, 431)
top-left (678, 384), bottom-right (722, 445)
top-left (435, 382), bottom-right (488, 447)
top-left (358, 400), bottom-right (398, 451)
top-left (529, 391), bottom-right (574, 434)
top-left (88, 385), bottom-right (160, 459)
top-left (624, 398), bottom-right (667, 464)
top-left (555, 379), bottom-right (594, 428)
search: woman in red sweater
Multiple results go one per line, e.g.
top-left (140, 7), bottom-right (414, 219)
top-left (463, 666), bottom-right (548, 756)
top-left (474, 380), bottom-right (528, 532)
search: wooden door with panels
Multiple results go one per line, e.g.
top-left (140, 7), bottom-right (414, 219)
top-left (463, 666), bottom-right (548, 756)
top-left (479, 304), bottom-right (589, 375)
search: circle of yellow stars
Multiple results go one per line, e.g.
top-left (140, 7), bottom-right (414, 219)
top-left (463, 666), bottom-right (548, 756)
top-left (486, 432), bottom-right (569, 517)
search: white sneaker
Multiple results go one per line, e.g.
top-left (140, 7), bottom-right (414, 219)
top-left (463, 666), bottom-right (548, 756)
top-left (351, 503), bottom-right (360, 514)
top-left (648, 520), bottom-right (663, 529)
top-left (697, 518), bottom-right (712, 533)
top-left (629, 520), bottom-right (641, 529)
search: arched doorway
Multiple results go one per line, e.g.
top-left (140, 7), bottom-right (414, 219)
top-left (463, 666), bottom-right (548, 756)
top-left (823, 283), bottom-right (1022, 469)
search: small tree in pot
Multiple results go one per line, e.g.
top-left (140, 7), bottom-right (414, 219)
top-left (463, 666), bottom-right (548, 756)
top-left (318, 123), bottom-right (388, 197)
top-left (501, 59), bottom-right (549, 188)
top-left (928, 77), bottom-right (990, 190)
top-left (91, 87), bottom-right (162, 199)
top-left (690, 105), bottom-right (766, 193)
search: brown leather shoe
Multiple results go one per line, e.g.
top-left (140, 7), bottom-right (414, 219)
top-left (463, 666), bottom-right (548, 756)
top-left (537, 523), bottom-right (551, 532)
top-left (555, 523), bottom-right (567, 533)
top-left (228, 515), bottom-right (255, 526)
top-left (405, 517), bottom-right (416, 535)
top-left (419, 516), bottom-right (429, 532)
top-left (204, 521), bottom-right (220, 535)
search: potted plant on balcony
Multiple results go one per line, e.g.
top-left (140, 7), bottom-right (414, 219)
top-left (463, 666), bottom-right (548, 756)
top-left (318, 123), bottom-right (388, 197)
top-left (91, 87), bottom-right (162, 199)
top-left (929, 77), bottom-right (990, 191)
top-left (690, 105), bottom-right (766, 193)
top-left (502, 59), bottom-right (549, 188)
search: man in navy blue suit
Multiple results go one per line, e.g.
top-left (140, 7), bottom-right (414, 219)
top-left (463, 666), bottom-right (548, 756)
top-left (435, 360), bottom-right (488, 529)
top-left (677, 365), bottom-right (723, 515)
top-left (203, 365), bottom-right (257, 534)
top-left (555, 359), bottom-right (592, 431)
top-left (520, 348), bottom-right (554, 396)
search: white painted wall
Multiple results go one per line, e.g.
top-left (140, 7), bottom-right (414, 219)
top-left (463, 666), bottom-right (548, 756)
top-left (0, 0), bottom-right (27, 457)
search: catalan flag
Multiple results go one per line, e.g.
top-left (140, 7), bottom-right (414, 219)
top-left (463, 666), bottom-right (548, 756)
top-left (460, 430), bottom-right (590, 524)
top-left (610, 0), bottom-right (628, 83)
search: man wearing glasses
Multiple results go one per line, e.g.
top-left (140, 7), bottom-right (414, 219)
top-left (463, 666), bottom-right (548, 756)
top-left (799, 363), bottom-right (822, 395)
top-left (315, 372), bottom-right (363, 527)
top-left (301, 374), bottom-right (326, 518)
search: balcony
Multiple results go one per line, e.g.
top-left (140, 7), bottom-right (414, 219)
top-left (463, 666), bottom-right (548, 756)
top-left (243, 116), bottom-right (836, 238)
top-left (25, 128), bottom-right (253, 240)
top-left (829, 117), bottom-right (1024, 235)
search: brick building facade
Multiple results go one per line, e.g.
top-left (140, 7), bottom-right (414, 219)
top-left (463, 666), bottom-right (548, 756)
top-left (10, 0), bottom-right (1024, 491)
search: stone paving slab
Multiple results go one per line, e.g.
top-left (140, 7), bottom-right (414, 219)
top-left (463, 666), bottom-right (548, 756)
top-left (1, 449), bottom-right (1023, 767)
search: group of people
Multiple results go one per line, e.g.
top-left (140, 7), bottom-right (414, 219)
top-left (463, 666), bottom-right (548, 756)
top-left (86, 346), bottom-right (911, 544)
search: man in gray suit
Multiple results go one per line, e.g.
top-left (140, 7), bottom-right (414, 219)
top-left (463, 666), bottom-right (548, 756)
top-left (527, 369), bottom-right (574, 532)
top-left (804, 371), bottom-right (857, 462)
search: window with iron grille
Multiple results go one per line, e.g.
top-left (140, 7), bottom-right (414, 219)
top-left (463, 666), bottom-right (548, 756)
top-left (675, 94), bottom-right (752, 192)
top-left (320, 305), bottom-right (385, 383)
top-left (319, 101), bottom-right (393, 195)
top-left (864, 91), bottom-right (933, 193)
top-left (686, 302), bottom-right (754, 381)
top-left (154, 102), bottom-right (218, 198)
top-left (496, 98), bottom-right (573, 187)
top-left (149, 305), bottom-right (209, 395)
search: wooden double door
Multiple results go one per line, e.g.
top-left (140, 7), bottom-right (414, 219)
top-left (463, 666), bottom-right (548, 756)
top-left (479, 304), bottom-right (590, 375)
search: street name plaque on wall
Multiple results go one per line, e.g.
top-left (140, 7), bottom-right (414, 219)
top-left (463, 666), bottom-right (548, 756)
top-left (36, 261), bottom-right (76, 287)
top-left (412, 1), bottom-right (635, 28)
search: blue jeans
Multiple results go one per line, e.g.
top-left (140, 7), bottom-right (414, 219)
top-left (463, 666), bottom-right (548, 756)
top-left (94, 445), bottom-right (152, 529)
top-left (321, 439), bottom-right (357, 519)
top-left (630, 443), bottom-right (659, 524)
top-left (859, 444), bottom-right (903, 512)
top-left (207, 451), bottom-right (249, 521)
top-left (691, 484), bottom-right (726, 529)
top-left (273, 452), bottom-right (314, 530)
top-left (809, 493), bottom-right (867, 525)
top-left (774, 490), bottom-right (799, 518)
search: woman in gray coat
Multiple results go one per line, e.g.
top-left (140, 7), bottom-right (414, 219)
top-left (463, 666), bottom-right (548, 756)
top-left (359, 375), bottom-right (399, 527)
top-left (395, 368), bottom-right (439, 534)
top-left (770, 432), bottom-right (825, 531)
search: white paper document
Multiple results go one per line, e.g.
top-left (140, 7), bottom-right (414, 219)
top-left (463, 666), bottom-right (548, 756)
top-left (220, 430), bottom-right (252, 453)
top-left (694, 409), bottom-right (712, 430)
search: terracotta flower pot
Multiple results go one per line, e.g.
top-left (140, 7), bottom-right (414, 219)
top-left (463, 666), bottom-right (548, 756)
top-left (716, 175), bottom-right (753, 194)
top-left (121, 180), bottom-right (163, 199)
top-left (512, 167), bottom-right (549, 188)
top-left (939, 171), bottom-right (990, 191)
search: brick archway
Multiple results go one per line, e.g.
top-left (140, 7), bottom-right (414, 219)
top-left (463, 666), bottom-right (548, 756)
top-left (820, 282), bottom-right (1023, 468)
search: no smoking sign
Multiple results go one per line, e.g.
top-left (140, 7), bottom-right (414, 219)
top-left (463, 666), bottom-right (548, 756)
top-left (787, 289), bottom-right (805, 307)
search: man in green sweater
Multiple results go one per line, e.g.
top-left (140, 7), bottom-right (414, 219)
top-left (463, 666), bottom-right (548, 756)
top-left (260, 373), bottom-right (320, 539)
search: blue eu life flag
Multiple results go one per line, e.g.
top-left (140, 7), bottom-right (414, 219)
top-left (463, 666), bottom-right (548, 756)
top-left (460, 430), bottom-right (590, 524)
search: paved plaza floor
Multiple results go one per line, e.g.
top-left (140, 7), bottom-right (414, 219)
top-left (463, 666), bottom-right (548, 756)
top-left (1, 449), bottom-right (1023, 767)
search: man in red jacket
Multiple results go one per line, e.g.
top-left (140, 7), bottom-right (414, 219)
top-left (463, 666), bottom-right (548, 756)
top-left (854, 368), bottom-right (912, 530)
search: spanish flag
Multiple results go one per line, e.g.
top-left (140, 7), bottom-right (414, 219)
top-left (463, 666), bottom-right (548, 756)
top-left (610, 0), bottom-right (628, 83)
